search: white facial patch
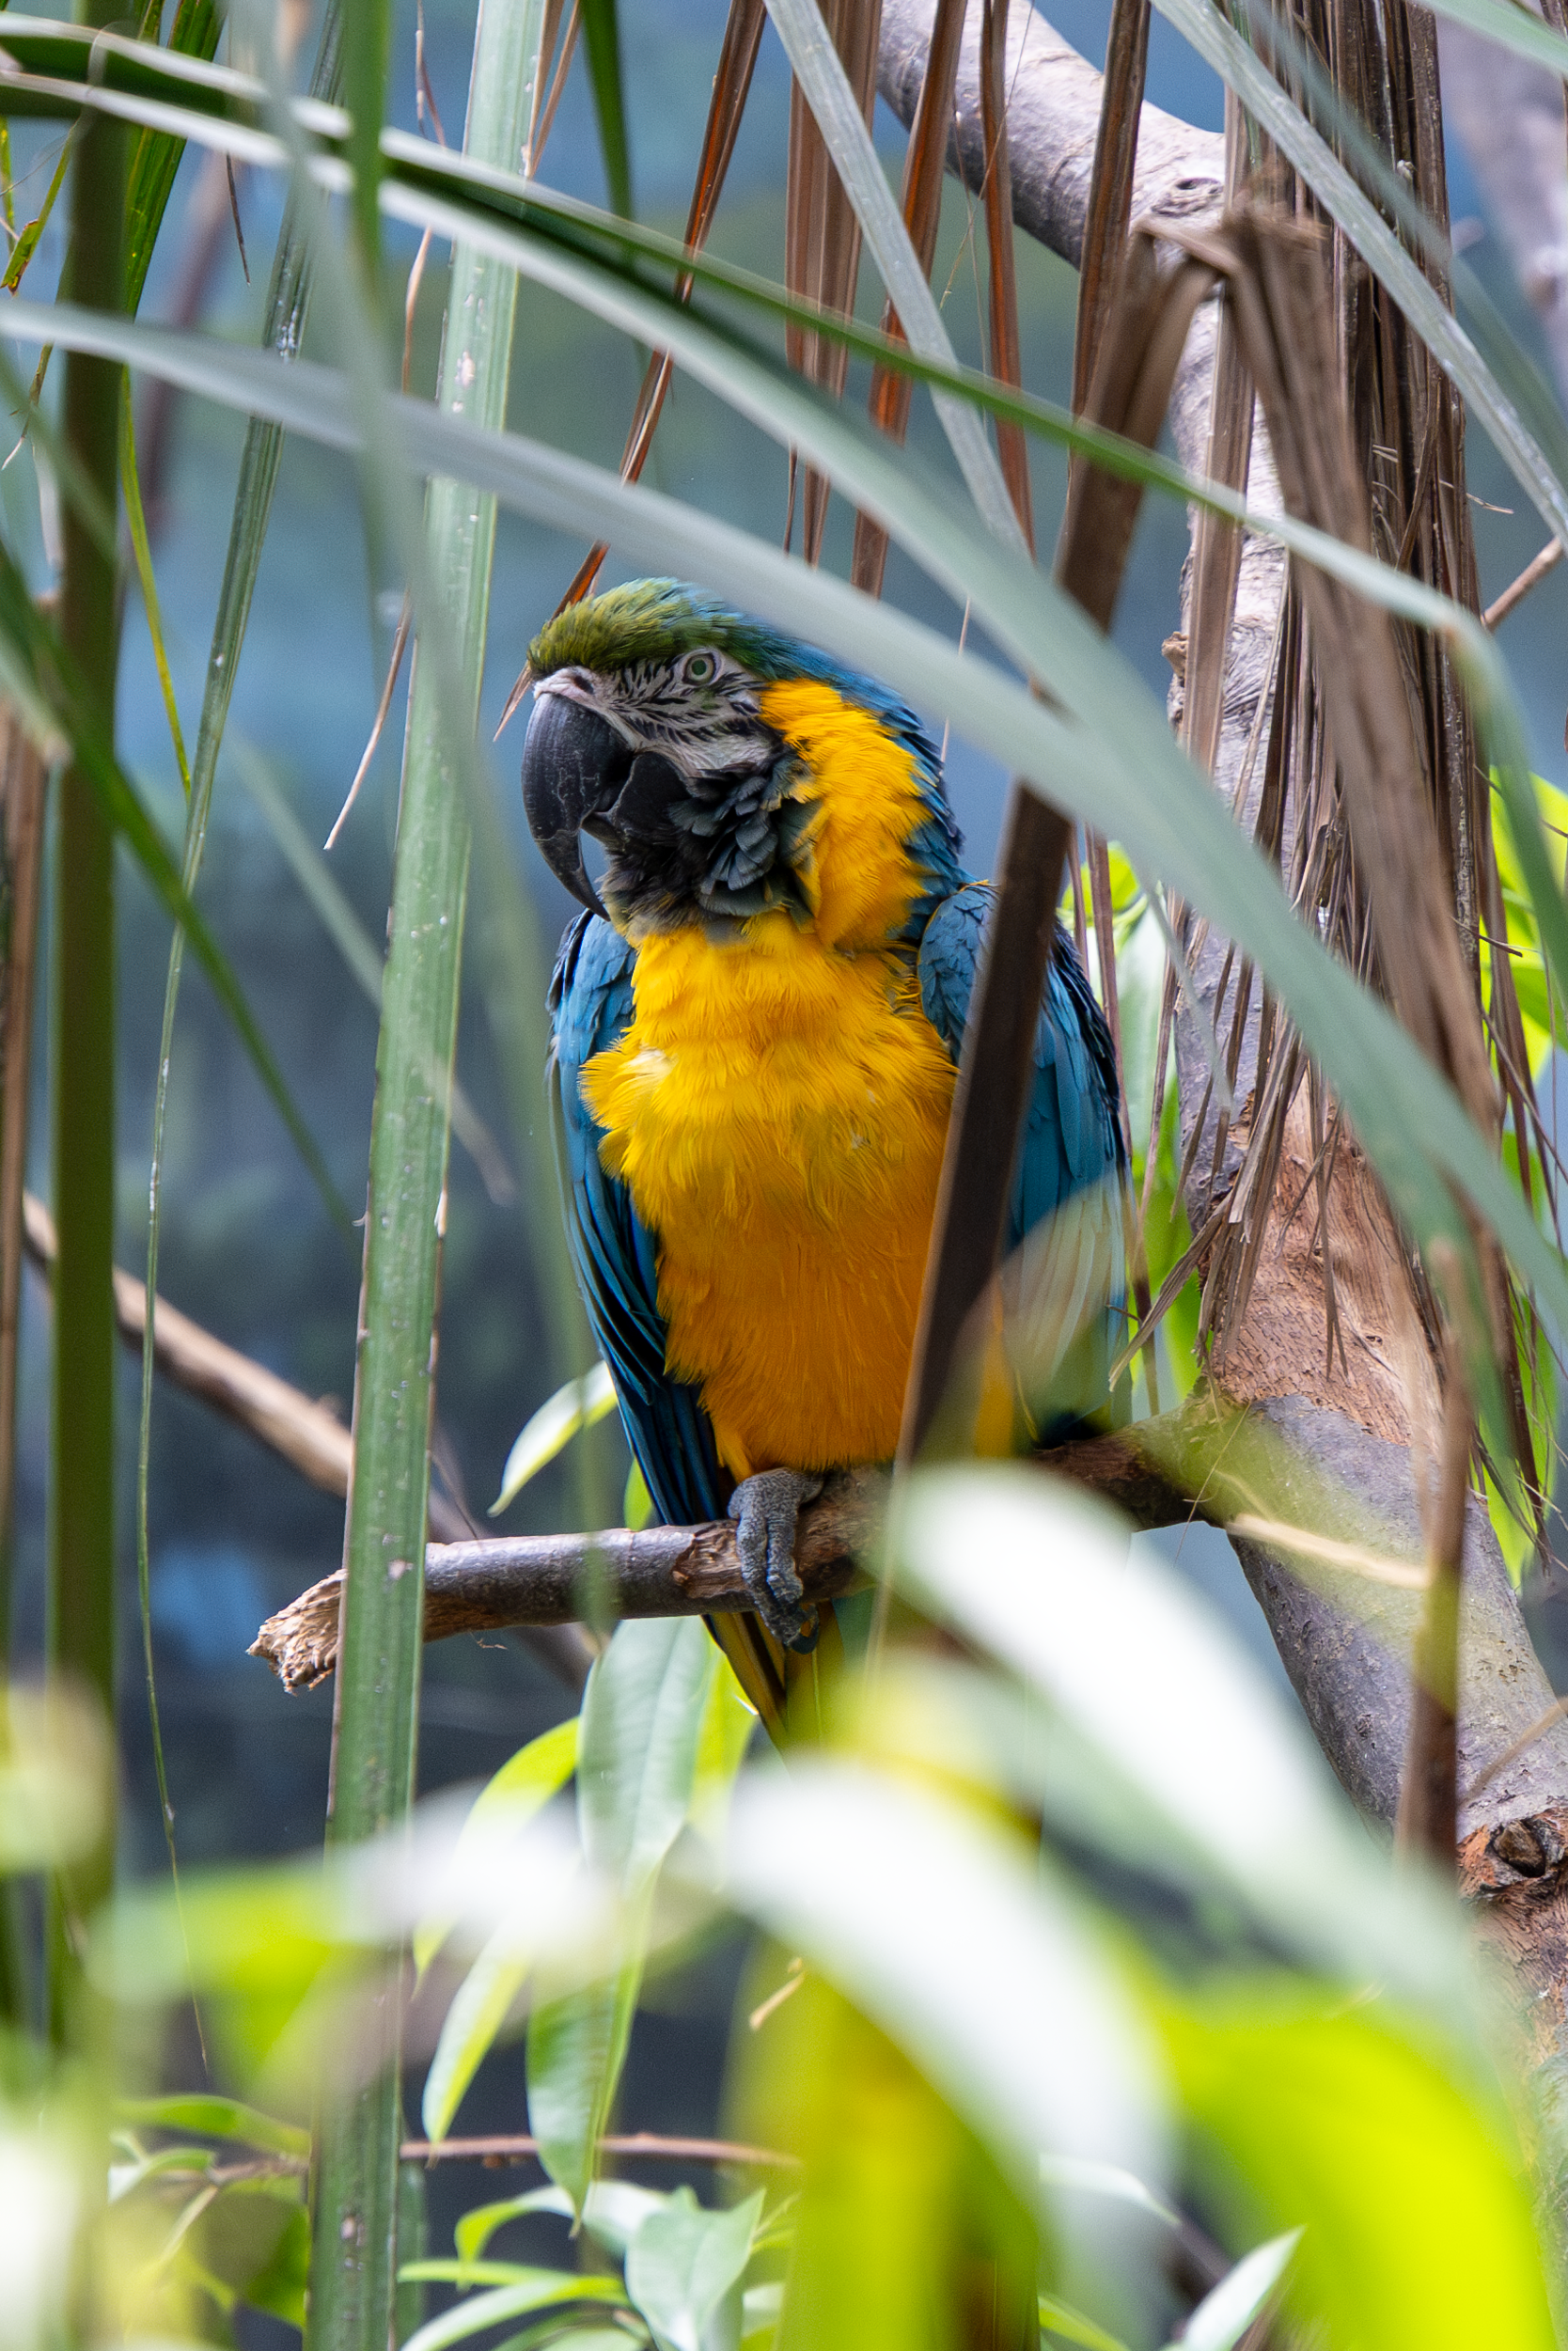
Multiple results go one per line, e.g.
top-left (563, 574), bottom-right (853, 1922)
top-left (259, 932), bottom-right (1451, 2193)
top-left (587, 649), bottom-right (775, 779)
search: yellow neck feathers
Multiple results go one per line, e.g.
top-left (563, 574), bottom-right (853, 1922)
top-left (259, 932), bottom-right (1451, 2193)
top-left (579, 682), bottom-right (957, 1479)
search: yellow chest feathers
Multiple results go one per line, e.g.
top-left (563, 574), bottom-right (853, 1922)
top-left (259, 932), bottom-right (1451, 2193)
top-left (579, 681), bottom-right (957, 1478)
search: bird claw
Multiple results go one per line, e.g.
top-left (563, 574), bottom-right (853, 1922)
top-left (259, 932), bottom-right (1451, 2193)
top-left (728, 1468), bottom-right (824, 1653)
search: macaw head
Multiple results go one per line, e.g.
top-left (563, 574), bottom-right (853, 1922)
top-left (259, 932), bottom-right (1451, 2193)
top-left (520, 577), bottom-right (950, 935)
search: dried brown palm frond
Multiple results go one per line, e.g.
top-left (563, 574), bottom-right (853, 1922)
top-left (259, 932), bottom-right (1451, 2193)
top-left (1058, 0), bottom-right (1157, 1402)
top-left (848, 0), bottom-right (966, 594)
top-left (1070, 0), bottom-right (1151, 418)
top-left (786, 0), bottom-right (884, 563)
top-left (979, 0), bottom-right (1034, 551)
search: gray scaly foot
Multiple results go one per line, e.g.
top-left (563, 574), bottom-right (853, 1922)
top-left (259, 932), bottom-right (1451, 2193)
top-left (728, 1467), bottom-right (824, 1653)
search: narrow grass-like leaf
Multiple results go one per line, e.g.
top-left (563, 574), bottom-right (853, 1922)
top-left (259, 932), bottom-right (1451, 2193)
top-left (50, 39), bottom-right (125, 2033)
top-left (6, 9), bottom-right (1565, 578)
top-left (118, 378), bottom-right (189, 793)
top-left (581, 0), bottom-right (633, 219)
top-left (123, 0), bottom-right (223, 314)
top-left (341, 0), bottom-right (389, 274)
top-left (301, 0), bottom-right (550, 2340)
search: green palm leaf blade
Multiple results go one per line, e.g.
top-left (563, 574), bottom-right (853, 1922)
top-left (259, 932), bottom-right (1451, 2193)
top-left (303, 0), bottom-right (555, 2343)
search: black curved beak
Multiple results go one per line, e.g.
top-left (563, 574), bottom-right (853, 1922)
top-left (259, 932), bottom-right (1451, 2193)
top-left (521, 689), bottom-right (633, 919)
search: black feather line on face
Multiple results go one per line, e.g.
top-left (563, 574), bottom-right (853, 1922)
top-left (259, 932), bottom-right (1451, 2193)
top-left (596, 735), bottom-right (820, 936)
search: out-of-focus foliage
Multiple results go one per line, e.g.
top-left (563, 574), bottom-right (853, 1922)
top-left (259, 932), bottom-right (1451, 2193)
top-left (15, 1466), bottom-right (1541, 2351)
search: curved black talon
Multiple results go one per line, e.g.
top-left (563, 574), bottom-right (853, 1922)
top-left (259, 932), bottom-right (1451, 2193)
top-left (728, 1467), bottom-right (824, 1653)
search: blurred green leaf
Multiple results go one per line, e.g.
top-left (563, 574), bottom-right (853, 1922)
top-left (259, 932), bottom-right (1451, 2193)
top-left (0, 1685), bottom-right (110, 1873)
top-left (1038, 2296), bottom-right (1132, 2351)
top-left (416, 1716), bottom-right (579, 1982)
top-left (117, 2094), bottom-right (310, 2161)
top-left (188, 2184), bottom-right (310, 2329)
top-left (717, 1762), bottom-right (1166, 2331)
top-left (688, 1653), bottom-right (758, 1850)
top-left (1163, 1986), bottom-right (1556, 2350)
top-left (454, 2180), bottom-right (666, 2268)
top-left (732, 1967), bottom-right (1036, 2351)
top-left (493, 1364), bottom-right (619, 1516)
top-left (1164, 2229), bottom-right (1299, 2351)
top-left (400, 2273), bottom-right (634, 2351)
top-left (624, 1461), bottom-right (653, 1532)
top-left (423, 1905), bottom-right (547, 2145)
top-left (526, 1927), bottom-right (647, 2223)
top-left (403, 2260), bottom-right (555, 2287)
top-left (625, 2186), bottom-right (762, 2351)
top-left (890, 1467), bottom-right (1454, 2000)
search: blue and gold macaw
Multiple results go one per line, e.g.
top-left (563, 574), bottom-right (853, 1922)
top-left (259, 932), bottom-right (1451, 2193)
top-left (522, 579), bottom-right (1125, 1710)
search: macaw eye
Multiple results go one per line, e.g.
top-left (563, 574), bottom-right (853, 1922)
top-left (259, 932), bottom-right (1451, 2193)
top-left (681, 650), bottom-right (718, 685)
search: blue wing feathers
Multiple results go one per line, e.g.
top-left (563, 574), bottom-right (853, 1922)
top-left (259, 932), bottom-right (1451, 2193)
top-left (546, 913), bottom-right (728, 1526)
top-left (917, 883), bottom-right (1125, 1252)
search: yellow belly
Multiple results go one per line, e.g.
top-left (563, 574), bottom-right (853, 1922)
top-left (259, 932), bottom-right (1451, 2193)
top-left (578, 677), bottom-right (957, 1478)
top-left (582, 925), bottom-right (955, 1474)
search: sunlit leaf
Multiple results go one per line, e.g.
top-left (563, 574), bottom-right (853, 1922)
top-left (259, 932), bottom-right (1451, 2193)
top-left (415, 1715), bottom-right (580, 1979)
top-left (1163, 1985), bottom-right (1556, 2350)
top-left (399, 2272), bottom-right (633, 2351)
top-left (1039, 2294), bottom-right (1133, 2351)
top-left (492, 1362), bottom-right (619, 1515)
top-left (888, 1465), bottom-right (1460, 2002)
top-left (715, 1760), bottom-right (1168, 2325)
